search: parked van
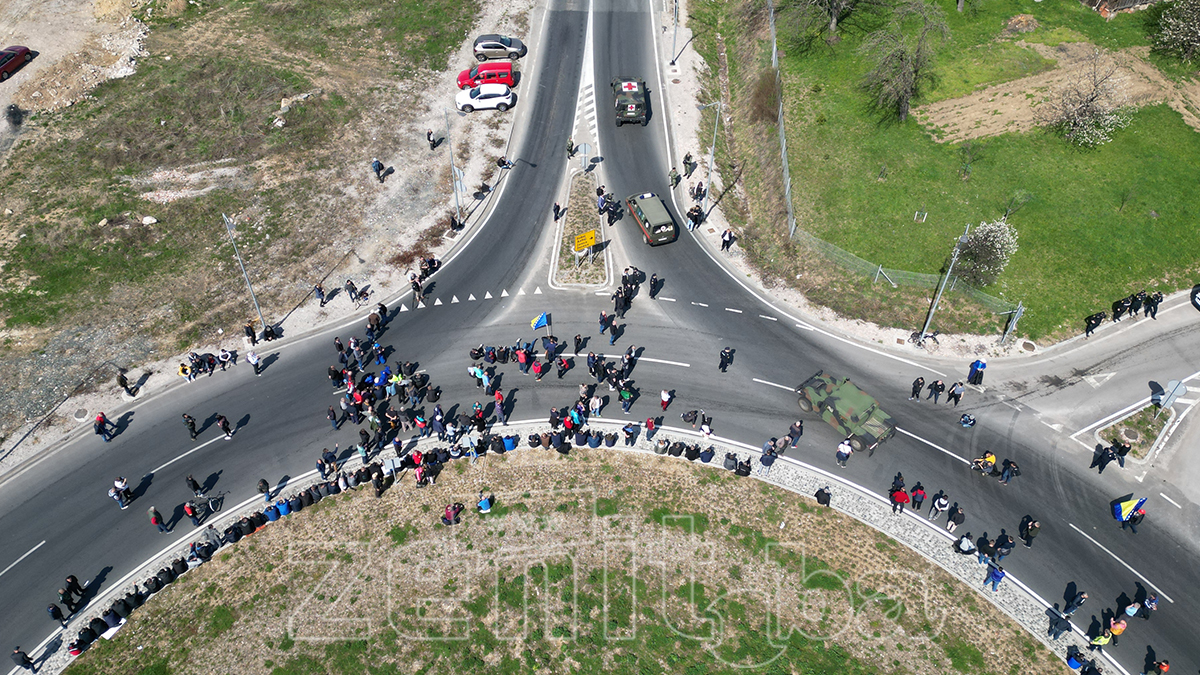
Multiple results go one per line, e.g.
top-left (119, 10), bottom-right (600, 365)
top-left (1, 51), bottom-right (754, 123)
top-left (458, 62), bottom-right (516, 90)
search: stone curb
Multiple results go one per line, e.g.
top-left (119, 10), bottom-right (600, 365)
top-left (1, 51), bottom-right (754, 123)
top-left (33, 418), bottom-right (1109, 675)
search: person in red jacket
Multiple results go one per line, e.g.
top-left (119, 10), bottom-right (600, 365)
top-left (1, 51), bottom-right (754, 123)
top-left (890, 488), bottom-right (910, 515)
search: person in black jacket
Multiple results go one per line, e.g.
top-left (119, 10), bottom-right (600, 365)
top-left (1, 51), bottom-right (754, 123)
top-left (909, 377), bottom-right (925, 401)
top-left (10, 647), bottom-right (36, 672)
top-left (47, 604), bottom-right (68, 628)
top-left (926, 380), bottom-right (946, 403)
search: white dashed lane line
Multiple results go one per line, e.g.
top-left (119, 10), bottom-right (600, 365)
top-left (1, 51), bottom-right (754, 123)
top-left (1068, 523), bottom-right (1174, 603)
top-left (692, 302), bottom-right (708, 307)
top-left (753, 377), bottom-right (793, 391)
top-left (759, 315), bottom-right (777, 321)
top-left (724, 308), bottom-right (742, 314)
top-left (658, 297), bottom-right (676, 302)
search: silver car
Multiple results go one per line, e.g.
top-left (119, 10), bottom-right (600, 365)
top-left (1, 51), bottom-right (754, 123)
top-left (473, 34), bottom-right (527, 61)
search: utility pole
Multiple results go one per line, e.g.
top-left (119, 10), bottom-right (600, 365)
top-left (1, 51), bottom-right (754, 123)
top-left (919, 224), bottom-right (970, 342)
top-left (222, 213), bottom-right (267, 334)
top-left (696, 101), bottom-right (722, 218)
top-left (445, 108), bottom-right (462, 224)
top-left (670, 0), bottom-right (679, 67)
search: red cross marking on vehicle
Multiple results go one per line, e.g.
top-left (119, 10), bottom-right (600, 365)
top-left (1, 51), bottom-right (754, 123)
top-left (621, 81), bottom-right (638, 91)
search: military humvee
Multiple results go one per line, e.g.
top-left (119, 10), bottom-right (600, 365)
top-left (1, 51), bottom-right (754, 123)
top-left (796, 370), bottom-right (896, 454)
top-left (612, 76), bottom-right (648, 126)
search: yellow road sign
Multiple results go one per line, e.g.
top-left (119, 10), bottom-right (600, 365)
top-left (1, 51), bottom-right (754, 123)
top-left (574, 230), bottom-right (596, 252)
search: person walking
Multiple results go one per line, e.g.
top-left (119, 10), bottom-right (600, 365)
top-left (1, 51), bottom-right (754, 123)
top-left (328, 406), bottom-right (340, 430)
top-left (683, 152), bottom-right (695, 177)
top-left (257, 479), bottom-right (271, 503)
top-left (183, 500), bottom-right (202, 527)
top-left (1090, 445), bottom-right (1116, 474)
top-left (47, 604), bottom-right (68, 629)
top-left (1139, 593), bottom-right (1158, 620)
top-left (94, 413), bottom-right (114, 443)
top-left (314, 283), bottom-right (326, 308)
top-left (1019, 517), bottom-right (1040, 547)
top-left (573, 334), bottom-right (583, 355)
top-left (947, 381), bottom-right (965, 406)
top-left (890, 487), bottom-right (910, 514)
top-left (186, 474), bottom-right (203, 497)
top-left (1142, 660), bottom-right (1170, 675)
top-left (999, 459), bottom-right (1020, 485)
top-left (983, 563), bottom-right (1006, 592)
top-left (946, 503), bottom-right (965, 532)
top-left (247, 350), bottom-right (262, 376)
top-left (57, 588), bottom-right (78, 615)
top-left (1108, 616), bottom-right (1126, 646)
top-left (660, 389), bottom-right (671, 411)
top-left (910, 482), bottom-right (926, 511)
top-left (669, 167), bottom-right (680, 187)
top-left (835, 440), bottom-right (853, 468)
top-left (371, 158), bottom-right (385, 183)
top-left (1088, 629), bottom-right (1111, 653)
top-left (994, 531), bottom-right (1015, 562)
top-left (968, 359), bottom-right (987, 385)
top-left (718, 347), bottom-right (733, 372)
top-left (427, 129), bottom-right (437, 151)
top-left (566, 137), bottom-right (575, 158)
top-left (928, 491), bottom-right (949, 520)
top-left (116, 371), bottom-right (136, 397)
top-left (148, 506), bottom-right (169, 534)
top-left (1122, 508), bottom-right (1145, 533)
top-left (64, 576), bottom-right (85, 600)
top-left (11, 647), bottom-right (36, 672)
top-left (720, 229), bottom-right (735, 251)
top-left (598, 311), bottom-right (610, 335)
top-left (1047, 613), bottom-right (1072, 640)
top-left (975, 538), bottom-right (995, 566)
top-left (1062, 591), bottom-right (1087, 616)
top-left (215, 414), bottom-right (233, 439)
top-left (1112, 441), bottom-right (1131, 468)
top-left (182, 413), bottom-right (198, 441)
top-left (909, 377), bottom-right (925, 401)
top-left (926, 380), bottom-right (945, 403)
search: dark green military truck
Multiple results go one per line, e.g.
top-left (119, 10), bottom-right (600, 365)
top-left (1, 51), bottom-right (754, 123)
top-left (612, 76), bottom-right (648, 126)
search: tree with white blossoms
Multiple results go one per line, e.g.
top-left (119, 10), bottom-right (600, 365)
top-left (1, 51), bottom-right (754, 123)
top-left (1035, 49), bottom-right (1131, 148)
top-left (957, 219), bottom-right (1018, 287)
top-left (1155, 0), bottom-right (1200, 63)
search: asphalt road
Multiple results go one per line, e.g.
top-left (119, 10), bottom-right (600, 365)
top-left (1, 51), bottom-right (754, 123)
top-left (1, 0), bottom-right (1197, 672)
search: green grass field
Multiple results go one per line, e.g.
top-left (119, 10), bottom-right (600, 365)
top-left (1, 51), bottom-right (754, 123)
top-left (773, 0), bottom-right (1200, 339)
top-left (772, 0), bottom-right (1195, 336)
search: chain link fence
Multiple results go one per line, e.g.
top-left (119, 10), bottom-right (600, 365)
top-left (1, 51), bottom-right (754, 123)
top-left (763, 0), bottom-right (1020, 322)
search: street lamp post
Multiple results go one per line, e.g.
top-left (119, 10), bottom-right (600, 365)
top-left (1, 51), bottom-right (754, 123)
top-left (222, 213), bottom-right (268, 334)
top-left (670, 0), bottom-right (679, 66)
top-left (445, 108), bottom-right (463, 225)
top-left (696, 101), bottom-right (722, 219)
top-left (919, 224), bottom-right (971, 342)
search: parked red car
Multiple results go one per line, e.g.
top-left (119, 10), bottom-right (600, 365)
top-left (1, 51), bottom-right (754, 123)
top-left (0, 46), bottom-right (32, 81)
top-left (457, 62), bottom-right (515, 90)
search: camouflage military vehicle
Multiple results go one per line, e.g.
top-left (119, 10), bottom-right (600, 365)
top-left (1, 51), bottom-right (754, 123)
top-left (612, 76), bottom-right (647, 126)
top-left (796, 370), bottom-right (896, 453)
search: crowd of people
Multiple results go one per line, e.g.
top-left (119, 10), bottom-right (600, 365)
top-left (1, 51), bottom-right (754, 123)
top-left (1084, 290), bottom-right (1165, 337)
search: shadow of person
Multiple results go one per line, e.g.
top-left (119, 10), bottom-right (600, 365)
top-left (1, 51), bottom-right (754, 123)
top-left (114, 411), bottom-right (135, 438)
top-left (1063, 581), bottom-right (1078, 605)
top-left (83, 566), bottom-right (112, 605)
top-left (133, 473), bottom-right (153, 499)
top-left (1142, 645), bottom-right (1157, 673)
top-left (35, 632), bottom-right (63, 667)
top-left (203, 470), bottom-right (222, 494)
top-left (167, 503), bottom-right (186, 530)
top-left (1085, 615), bottom-right (1101, 639)
top-left (236, 414), bottom-right (250, 432)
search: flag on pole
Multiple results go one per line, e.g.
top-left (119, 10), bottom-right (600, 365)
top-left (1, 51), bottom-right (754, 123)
top-left (1112, 496), bottom-right (1146, 522)
top-left (531, 312), bottom-right (549, 330)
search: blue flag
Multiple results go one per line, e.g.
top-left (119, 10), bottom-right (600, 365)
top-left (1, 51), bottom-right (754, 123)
top-left (1112, 496), bottom-right (1146, 522)
top-left (531, 312), bottom-right (549, 330)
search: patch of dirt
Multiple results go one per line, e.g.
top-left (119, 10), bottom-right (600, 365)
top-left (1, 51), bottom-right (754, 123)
top-left (554, 171), bottom-right (606, 286)
top-left (64, 451), bottom-right (1067, 675)
top-left (913, 41), bottom-right (1190, 143)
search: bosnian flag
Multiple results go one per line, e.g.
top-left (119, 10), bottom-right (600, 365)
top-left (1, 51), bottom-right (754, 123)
top-left (1112, 496), bottom-right (1146, 521)
top-left (621, 81), bottom-right (638, 91)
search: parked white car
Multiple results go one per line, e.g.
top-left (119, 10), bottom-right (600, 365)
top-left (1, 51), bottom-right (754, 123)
top-left (455, 84), bottom-right (514, 113)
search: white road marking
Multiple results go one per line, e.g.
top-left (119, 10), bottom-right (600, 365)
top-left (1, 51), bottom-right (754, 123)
top-left (451, 295), bottom-right (460, 303)
top-left (0, 540), bottom-right (45, 579)
top-left (1082, 373), bottom-right (1115, 389)
top-left (1000, 401), bottom-right (1022, 411)
top-left (433, 298), bottom-right (443, 306)
top-left (501, 289), bottom-right (510, 297)
top-left (468, 294), bottom-right (477, 301)
top-left (1068, 523), bottom-right (1174, 603)
top-left (1159, 492), bottom-right (1182, 509)
top-left (895, 427), bottom-right (971, 465)
top-left (724, 308), bottom-right (742, 314)
top-left (597, 354), bottom-right (689, 367)
top-left (534, 287), bottom-right (543, 294)
top-left (518, 288), bottom-right (526, 295)
top-left (484, 291), bottom-right (494, 299)
top-left (753, 377), bottom-right (793, 391)
top-left (150, 436), bottom-right (225, 474)
top-left (794, 322), bottom-right (815, 332)
top-left (759, 315), bottom-right (777, 321)
top-left (400, 304), bottom-right (409, 312)
top-left (659, 297), bottom-right (676, 302)
top-left (595, 291), bottom-right (609, 296)
top-left (416, 301), bottom-right (426, 308)
top-left (1071, 368), bottom-right (1200, 439)
top-left (692, 302), bottom-right (708, 307)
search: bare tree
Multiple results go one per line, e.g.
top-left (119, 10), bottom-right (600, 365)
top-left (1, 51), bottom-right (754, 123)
top-left (860, 0), bottom-right (950, 122)
top-left (957, 140), bottom-right (983, 181)
top-left (786, 0), bottom-right (888, 43)
top-left (1034, 49), bottom-right (1131, 148)
top-left (1155, 0), bottom-right (1200, 63)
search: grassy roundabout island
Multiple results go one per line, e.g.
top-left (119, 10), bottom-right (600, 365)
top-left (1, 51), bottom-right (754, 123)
top-left (65, 448), bottom-right (1066, 675)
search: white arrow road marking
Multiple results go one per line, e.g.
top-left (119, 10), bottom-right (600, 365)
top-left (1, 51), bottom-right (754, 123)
top-left (1083, 373), bottom-right (1115, 389)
